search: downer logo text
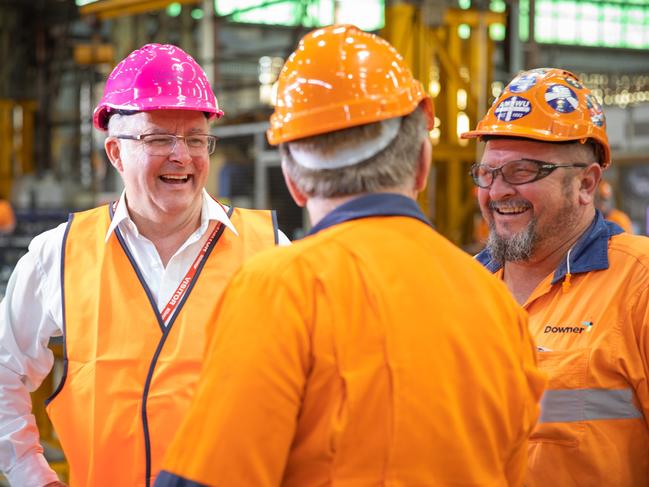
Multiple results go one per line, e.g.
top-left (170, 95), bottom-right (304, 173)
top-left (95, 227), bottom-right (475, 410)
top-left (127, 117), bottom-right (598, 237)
top-left (544, 321), bottom-right (593, 334)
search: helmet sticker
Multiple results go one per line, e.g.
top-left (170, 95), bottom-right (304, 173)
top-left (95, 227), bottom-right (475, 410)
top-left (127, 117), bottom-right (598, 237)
top-left (586, 94), bottom-right (606, 127)
top-left (585, 93), bottom-right (602, 112)
top-left (545, 84), bottom-right (579, 113)
top-left (590, 113), bottom-right (605, 127)
top-left (528, 68), bottom-right (549, 75)
top-left (508, 73), bottom-right (538, 93)
top-left (564, 76), bottom-right (583, 90)
top-left (494, 96), bottom-right (532, 122)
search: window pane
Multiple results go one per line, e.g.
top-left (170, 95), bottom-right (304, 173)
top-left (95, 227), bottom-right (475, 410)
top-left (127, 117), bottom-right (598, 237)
top-left (214, 0), bottom-right (383, 30)
top-left (521, 0), bottom-right (649, 49)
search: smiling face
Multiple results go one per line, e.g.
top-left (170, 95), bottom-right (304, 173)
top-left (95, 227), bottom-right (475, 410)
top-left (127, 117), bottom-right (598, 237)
top-left (105, 110), bottom-right (210, 224)
top-left (478, 138), bottom-right (599, 264)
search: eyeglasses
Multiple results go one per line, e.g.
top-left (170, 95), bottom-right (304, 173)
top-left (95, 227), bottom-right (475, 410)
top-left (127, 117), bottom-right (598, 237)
top-left (114, 133), bottom-right (218, 156)
top-left (470, 159), bottom-right (589, 189)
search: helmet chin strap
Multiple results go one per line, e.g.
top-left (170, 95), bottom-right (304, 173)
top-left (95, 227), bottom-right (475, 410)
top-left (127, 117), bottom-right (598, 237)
top-left (289, 117), bottom-right (402, 170)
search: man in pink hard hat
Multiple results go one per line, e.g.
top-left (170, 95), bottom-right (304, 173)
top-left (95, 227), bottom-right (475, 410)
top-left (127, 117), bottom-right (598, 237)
top-left (0, 43), bottom-right (287, 487)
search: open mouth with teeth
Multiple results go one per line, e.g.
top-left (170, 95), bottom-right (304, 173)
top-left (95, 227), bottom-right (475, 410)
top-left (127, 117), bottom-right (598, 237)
top-left (160, 174), bottom-right (191, 184)
top-left (490, 201), bottom-right (532, 216)
top-left (495, 206), bottom-right (529, 215)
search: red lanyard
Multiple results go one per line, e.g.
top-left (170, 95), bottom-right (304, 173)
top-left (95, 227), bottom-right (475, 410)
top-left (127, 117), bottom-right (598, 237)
top-left (160, 221), bottom-right (222, 322)
top-left (111, 199), bottom-right (225, 323)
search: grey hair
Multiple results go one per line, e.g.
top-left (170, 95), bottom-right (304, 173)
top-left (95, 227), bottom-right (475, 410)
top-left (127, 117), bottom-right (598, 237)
top-left (107, 112), bottom-right (136, 136)
top-left (280, 106), bottom-right (428, 198)
top-left (106, 110), bottom-right (211, 136)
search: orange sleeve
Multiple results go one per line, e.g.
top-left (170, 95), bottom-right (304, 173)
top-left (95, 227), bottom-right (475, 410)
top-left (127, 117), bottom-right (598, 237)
top-left (161, 260), bottom-right (311, 486)
top-left (505, 305), bottom-right (546, 486)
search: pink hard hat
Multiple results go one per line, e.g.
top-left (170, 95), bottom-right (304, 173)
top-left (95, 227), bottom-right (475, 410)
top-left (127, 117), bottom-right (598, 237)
top-left (93, 43), bottom-right (224, 130)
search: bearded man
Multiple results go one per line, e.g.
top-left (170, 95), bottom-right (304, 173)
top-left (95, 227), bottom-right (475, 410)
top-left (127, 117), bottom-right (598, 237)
top-left (464, 68), bottom-right (649, 487)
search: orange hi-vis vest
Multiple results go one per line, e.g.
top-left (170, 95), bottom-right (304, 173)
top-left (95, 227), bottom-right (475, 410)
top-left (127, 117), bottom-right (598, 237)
top-left (46, 203), bottom-right (277, 487)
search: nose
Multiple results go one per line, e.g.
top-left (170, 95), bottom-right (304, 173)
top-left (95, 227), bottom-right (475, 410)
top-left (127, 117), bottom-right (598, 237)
top-left (488, 169), bottom-right (516, 200)
top-left (169, 137), bottom-right (192, 165)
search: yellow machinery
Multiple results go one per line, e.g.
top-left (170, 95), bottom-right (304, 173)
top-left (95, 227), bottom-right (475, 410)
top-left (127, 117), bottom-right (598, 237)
top-left (383, 2), bottom-right (504, 247)
top-left (0, 100), bottom-right (36, 199)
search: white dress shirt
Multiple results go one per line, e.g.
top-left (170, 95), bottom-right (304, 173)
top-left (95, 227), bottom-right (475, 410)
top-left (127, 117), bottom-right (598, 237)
top-left (0, 190), bottom-right (289, 486)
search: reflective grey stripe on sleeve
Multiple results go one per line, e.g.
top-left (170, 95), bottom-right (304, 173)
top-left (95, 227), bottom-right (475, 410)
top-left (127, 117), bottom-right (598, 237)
top-left (540, 388), bottom-right (643, 423)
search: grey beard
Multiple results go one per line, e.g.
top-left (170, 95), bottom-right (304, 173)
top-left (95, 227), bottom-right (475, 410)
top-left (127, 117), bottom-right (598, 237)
top-left (486, 217), bottom-right (537, 265)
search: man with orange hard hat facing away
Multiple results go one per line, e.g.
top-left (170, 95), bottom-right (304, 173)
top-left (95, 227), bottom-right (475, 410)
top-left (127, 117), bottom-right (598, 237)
top-left (155, 25), bottom-right (544, 487)
top-left (595, 180), bottom-right (633, 233)
top-left (464, 68), bottom-right (649, 486)
top-left (0, 44), bottom-right (287, 487)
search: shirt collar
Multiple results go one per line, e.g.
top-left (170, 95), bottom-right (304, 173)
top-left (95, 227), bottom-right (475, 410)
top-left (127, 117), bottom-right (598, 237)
top-left (307, 193), bottom-right (432, 236)
top-left (476, 210), bottom-right (623, 281)
top-left (104, 188), bottom-right (238, 242)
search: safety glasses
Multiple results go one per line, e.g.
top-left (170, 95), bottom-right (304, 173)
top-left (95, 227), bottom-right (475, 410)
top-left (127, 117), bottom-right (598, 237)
top-left (115, 133), bottom-right (218, 156)
top-left (470, 159), bottom-right (588, 189)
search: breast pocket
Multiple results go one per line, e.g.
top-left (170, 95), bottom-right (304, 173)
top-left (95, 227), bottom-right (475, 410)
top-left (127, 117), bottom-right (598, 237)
top-left (530, 348), bottom-right (590, 446)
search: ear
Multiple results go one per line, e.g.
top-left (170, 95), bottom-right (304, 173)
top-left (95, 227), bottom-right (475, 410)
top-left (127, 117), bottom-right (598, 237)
top-left (414, 136), bottom-right (432, 192)
top-left (105, 136), bottom-right (124, 173)
top-left (281, 162), bottom-right (307, 207)
top-left (578, 163), bottom-right (602, 206)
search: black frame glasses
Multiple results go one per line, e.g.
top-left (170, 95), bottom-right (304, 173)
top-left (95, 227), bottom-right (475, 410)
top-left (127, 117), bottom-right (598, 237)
top-left (470, 158), bottom-right (589, 189)
top-left (114, 133), bottom-right (218, 156)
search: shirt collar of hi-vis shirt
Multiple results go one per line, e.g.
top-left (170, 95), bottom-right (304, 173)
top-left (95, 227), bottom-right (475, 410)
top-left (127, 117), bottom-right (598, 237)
top-left (476, 209), bottom-right (623, 284)
top-left (104, 188), bottom-right (239, 243)
top-left (307, 192), bottom-right (432, 235)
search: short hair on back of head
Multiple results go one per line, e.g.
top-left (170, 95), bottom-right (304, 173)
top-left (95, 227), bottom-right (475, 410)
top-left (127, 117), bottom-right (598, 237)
top-left (280, 106), bottom-right (427, 198)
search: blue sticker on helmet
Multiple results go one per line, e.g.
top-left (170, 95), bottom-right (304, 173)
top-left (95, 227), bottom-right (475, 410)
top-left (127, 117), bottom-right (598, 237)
top-left (508, 73), bottom-right (538, 93)
top-left (494, 96), bottom-right (532, 122)
top-left (545, 84), bottom-right (579, 113)
top-left (564, 76), bottom-right (583, 90)
top-left (586, 94), bottom-right (606, 127)
top-left (591, 113), bottom-right (605, 127)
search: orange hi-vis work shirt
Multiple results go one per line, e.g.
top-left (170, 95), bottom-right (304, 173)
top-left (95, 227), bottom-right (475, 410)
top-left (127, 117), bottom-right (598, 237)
top-left (45, 203), bottom-right (277, 487)
top-left (478, 211), bottom-right (649, 487)
top-left (157, 193), bottom-right (545, 487)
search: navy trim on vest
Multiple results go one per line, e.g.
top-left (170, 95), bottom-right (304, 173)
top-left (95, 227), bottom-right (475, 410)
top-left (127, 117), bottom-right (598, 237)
top-left (271, 210), bottom-right (279, 245)
top-left (114, 226), bottom-right (166, 331)
top-left (154, 470), bottom-right (209, 487)
top-left (308, 193), bottom-right (432, 236)
top-left (44, 213), bottom-right (76, 406)
top-left (476, 210), bottom-right (624, 278)
top-left (110, 199), bottom-right (166, 332)
top-left (142, 206), bottom-right (233, 487)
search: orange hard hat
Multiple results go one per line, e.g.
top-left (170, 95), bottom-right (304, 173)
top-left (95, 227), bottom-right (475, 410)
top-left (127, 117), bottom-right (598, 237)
top-left (462, 68), bottom-right (610, 168)
top-left (267, 24), bottom-right (434, 146)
